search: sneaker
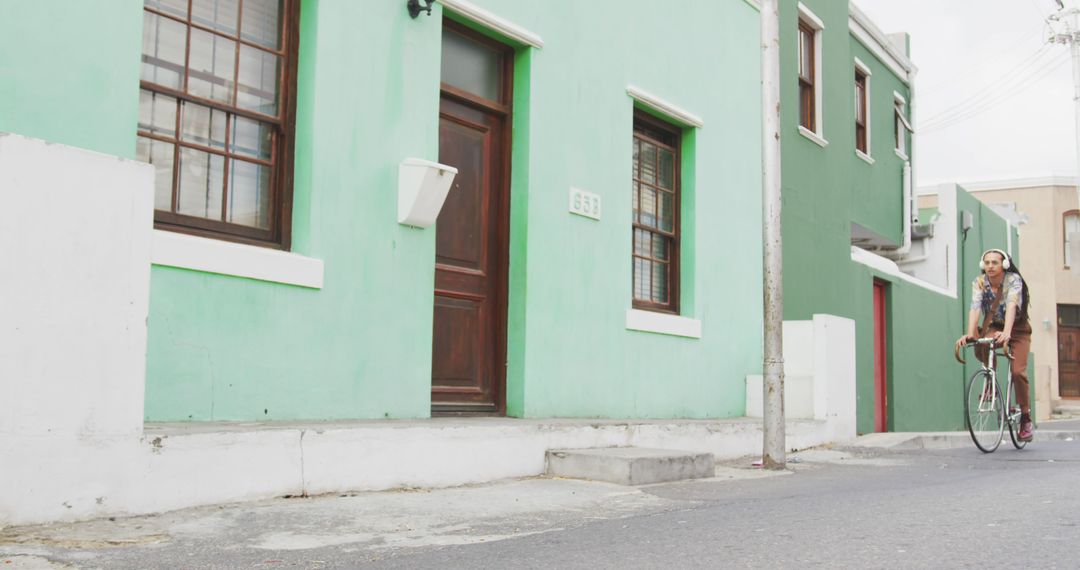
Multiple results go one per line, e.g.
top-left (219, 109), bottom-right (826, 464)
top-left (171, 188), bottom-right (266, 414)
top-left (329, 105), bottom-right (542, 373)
top-left (1018, 421), bottom-right (1034, 442)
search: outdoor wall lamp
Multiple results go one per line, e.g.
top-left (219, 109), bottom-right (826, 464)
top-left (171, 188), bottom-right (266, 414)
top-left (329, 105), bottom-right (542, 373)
top-left (407, 0), bottom-right (435, 18)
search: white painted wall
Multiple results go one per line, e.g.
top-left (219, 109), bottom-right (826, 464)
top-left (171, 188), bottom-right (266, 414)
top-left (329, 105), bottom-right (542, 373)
top-left (0, 134), bottom-right (152, 436)
top-left (0, 133), bottom-right (153, 525)
top-left (745, 314), bottom-right (857, 441)
top-left (811, 314), bottom-right (857, 440)
top-left (901, 183), bottom-right (958, 291)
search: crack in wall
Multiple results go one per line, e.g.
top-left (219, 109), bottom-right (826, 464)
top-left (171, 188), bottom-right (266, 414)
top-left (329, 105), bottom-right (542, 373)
top-left (299, 429), bottom-right (308, 498)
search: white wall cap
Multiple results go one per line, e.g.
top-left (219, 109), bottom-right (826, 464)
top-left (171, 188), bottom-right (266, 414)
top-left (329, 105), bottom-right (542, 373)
top-left (919, 174), bottom-right (1079, 195)
top-left (152, 230), bottom-right (324, 289)
top-left (625, 309), bottom-right (702, 339)
top-left (626, 86), bottom-right (704, 129)
top-left (850, 246), bottom-right (955, 298)
top-left (848, 2), bottom-right (917, 82)
top-left (438, 0), bottom-right (544, 49)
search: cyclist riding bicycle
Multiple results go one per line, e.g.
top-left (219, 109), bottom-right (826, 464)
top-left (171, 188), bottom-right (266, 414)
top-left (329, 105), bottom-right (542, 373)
top-left (954, 248), bottom-right (1034, 442)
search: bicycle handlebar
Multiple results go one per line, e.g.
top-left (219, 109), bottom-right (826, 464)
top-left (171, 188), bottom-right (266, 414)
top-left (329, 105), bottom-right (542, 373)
top-left (954, 337), bottom-right (1014, 364)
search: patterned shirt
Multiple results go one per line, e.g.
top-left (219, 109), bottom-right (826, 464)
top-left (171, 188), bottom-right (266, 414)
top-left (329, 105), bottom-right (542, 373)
top-left (970, 272), bottom-right (1023, 325)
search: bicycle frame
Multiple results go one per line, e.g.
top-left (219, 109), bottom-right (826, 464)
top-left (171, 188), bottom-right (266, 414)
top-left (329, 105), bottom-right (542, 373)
top-left (956, 338), bottom-right (1025, 451)
top-left (972, 358), bottom-right (1019, 426)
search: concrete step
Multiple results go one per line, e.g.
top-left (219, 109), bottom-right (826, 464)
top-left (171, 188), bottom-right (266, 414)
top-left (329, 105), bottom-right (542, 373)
top-left (1051, 403), bottom-right (1080, 419)
top-left (545, 447), bottom-right (714, 486)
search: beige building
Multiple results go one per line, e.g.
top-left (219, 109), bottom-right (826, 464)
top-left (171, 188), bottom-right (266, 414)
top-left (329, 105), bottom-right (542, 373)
top-left (920, 176), bottom-right (1080, 419)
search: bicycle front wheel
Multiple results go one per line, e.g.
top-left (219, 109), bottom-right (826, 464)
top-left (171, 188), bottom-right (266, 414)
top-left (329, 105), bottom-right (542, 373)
top-left (965, 370), bottom-right (1005, 453)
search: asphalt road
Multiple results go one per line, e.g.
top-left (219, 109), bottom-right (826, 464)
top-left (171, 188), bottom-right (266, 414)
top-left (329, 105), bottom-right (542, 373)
top-left (367, 440), bottom-right (1080, 570)
top-left (3, 433), bottom-right (1079, 569)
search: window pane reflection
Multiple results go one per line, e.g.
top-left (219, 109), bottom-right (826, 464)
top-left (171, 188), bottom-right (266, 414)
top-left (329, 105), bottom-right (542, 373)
top-left (136, 136), bottom-right (175, 210)
top-left (181, 102), bottom-right (228, 150)
top-left (192, 0), bottom-right (240, 35)
top-left (231, 116), bottom-right (273, 160)
top-left (178, 148), bottom-right (225, 220)
top-left (139, 90), bottom-right (177, 137)
top-left (241, 0), bottom-right (282, 49)
top-left (237, 45), bottom-right (279, 115)
top-left (141, 12), bottom-right (187, 90)
top-left (145, 0), bottom-right (189, 18)
top-left (188, 29), bottom-right (236, 103)
top-left (441, 29), bottom-right (501, 101)
top-left (228, 160), bottom-right (271, 229)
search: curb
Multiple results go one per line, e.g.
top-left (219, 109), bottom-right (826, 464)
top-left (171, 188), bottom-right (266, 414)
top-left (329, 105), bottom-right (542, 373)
top-left (842, 430), bottom-right (1080, 451)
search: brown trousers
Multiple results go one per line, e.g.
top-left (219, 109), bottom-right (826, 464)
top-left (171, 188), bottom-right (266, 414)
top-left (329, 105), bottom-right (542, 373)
top-left (977, 320), bottom-right (1032, 413)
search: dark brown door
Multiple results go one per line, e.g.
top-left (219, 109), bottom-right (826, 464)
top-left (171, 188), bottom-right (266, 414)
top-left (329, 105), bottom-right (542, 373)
top-left (1059, 326), bottom-right (1080, 398)
top-left (431, 23), bottom-right (512, 415)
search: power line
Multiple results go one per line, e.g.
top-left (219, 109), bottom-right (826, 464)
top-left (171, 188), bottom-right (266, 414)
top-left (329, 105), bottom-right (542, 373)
top-left (920, 43), bottom-right (1054, 125)
top-left (921, 50), bottom-right (1068, 131)
top-left (919, 22), bottom-right (1047, 96)
top-left (921, 50), bottom-right (1069, 133)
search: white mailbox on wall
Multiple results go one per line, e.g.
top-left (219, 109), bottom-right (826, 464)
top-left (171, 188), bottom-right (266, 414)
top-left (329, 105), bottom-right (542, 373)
top-left (398, 157), bottom-right (458, 228)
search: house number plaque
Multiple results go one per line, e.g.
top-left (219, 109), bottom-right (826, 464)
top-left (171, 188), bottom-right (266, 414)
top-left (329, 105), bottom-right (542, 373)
top-left (569, 187), bottom-right (601, 220)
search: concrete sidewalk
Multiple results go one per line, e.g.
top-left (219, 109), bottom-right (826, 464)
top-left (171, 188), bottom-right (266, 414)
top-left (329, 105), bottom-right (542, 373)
top-left (1, 416), bottom-right (848, 528)
top-left (0, 448), bottom-right (839, 570)
top-left (843, 419), bottom-right (1080, 450)
top-left (5, 428), bottom-right (1080, 568)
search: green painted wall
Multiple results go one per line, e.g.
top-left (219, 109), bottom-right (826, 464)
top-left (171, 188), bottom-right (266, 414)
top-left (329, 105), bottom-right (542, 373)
top-left (781, 0), bottom-right (913, 323)
top-left (848, 39), bottom-right (909, 241)
top-left (779, 3), bottom-right (1020, 433)
top-left (492, 1), bottom-right (764, 418)
top-left (146, 0), bottom-right (443, 421)
top-left (0, 0), bottom-right (763, 421)
top-left (843, 190), bottom-right (1022, 433)
top-left (0, 1), bottom-right (143, 159)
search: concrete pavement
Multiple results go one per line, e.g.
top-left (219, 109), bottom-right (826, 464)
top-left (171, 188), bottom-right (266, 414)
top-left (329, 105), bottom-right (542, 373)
top-left (1, 416), bottom-right (851, 527)
top-left (0, 463), bottom-right (792, 569)
top-left (6, 425), bottom-right (1080, 569)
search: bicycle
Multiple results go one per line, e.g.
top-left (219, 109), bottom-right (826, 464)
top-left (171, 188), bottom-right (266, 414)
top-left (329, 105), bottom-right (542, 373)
top-left (954, 337), bottom-right (1027, 453)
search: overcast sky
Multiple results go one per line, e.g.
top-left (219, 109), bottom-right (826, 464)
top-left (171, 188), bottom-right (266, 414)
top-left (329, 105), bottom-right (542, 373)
top-left (852, 0), bottom-right (1077, 188)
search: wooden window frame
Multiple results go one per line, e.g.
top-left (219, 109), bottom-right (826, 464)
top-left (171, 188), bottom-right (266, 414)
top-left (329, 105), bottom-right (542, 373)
top-left (439, 20), bottom-right (513, 111)
top-left (632, 110), bottom-right (681, 315)
top-left (139, 0), bottom-right (301, 249)
top-left (855, 69), bottom-right (868, 154)
top-left (798, 20), bottom-right (816, 133)
top-left (1065, 210), bottom-right (1080, 268)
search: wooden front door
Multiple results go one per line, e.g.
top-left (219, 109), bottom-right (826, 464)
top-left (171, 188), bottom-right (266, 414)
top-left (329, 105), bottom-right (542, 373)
top-left (873, 281), bottom-right (889, 432)
top-left (1059, 326), bottom-right (1080, 398)
top-left (431, 23), bottom-right (512, 415)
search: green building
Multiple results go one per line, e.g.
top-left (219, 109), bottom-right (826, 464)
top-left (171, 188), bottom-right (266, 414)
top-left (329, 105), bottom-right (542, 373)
top-left (2, 0), bottom-right (765, 422)
top-left (2, 0), bottom-right (1032, 527)
top-left (779, 1), bottom-right (1024, 433)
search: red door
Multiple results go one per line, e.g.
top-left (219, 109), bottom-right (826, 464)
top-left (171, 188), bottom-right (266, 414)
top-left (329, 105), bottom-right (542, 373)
top-left (873, 281), bottom-right (889, 432)
top-left (431, 23), bottom-right (512, 415)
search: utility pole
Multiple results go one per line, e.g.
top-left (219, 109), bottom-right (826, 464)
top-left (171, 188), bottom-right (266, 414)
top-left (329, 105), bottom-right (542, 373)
top-left (1049, 0), bottom-right (1080, 210)
top-left (760, 0), bottom-right (786, 470)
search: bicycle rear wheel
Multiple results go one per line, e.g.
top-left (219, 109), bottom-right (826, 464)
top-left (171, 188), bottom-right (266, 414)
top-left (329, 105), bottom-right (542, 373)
top-left (1008, 418), bottom-right (1028, 449)
top-left (965, 370), bottom-right (1004, 453)
top-left (1007, 384), bottom-right (1028, 450)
